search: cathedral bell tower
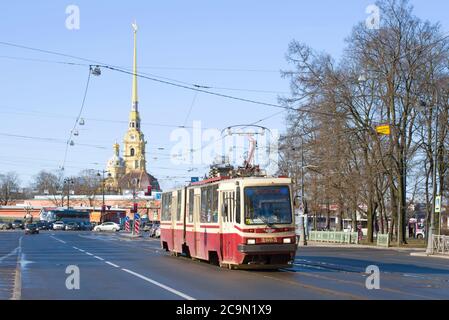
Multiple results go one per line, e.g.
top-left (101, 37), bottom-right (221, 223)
top-left (123, 22), bottom-right (147, 173)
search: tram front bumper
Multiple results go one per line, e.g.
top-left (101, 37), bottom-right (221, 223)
top-left (237, 243), bottom-right (297, 254)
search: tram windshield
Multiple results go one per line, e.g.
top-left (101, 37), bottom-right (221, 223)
top-left (244, 186), bottom-right (292, 225)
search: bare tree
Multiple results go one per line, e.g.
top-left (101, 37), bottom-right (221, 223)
top-left (280, 0), bottom-right (449, 243)
top-left (0, 171), bottom-right (21, 205)
top-left (73, 169), bottom-right (102, 207)
top-left (32, 170), bottom-right (64, 207)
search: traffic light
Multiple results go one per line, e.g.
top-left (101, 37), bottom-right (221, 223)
top-left (145, 186), bottom-right (152, 196)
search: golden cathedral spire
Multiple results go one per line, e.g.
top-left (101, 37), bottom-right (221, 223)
top-left (105, 22), bottom-right (160, 194)
top-left (131, 21), bottom-right (138, 111)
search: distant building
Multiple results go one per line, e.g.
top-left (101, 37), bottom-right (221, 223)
top-left (105, 23), bottom-right (160, 194)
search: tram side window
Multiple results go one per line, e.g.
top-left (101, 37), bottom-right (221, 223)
top-left (176, 190), bottom-right (182, 221)
top-left (200, 185), bottom-right (219, 223)
top-left (201, 187), bottom-right (208, 223)
top-left (211, 185), bottom-right (218, 223)
top-left (222, 193), bottom-right (228, 222)
top-left (230, 192), bottom-right (234, 223)
top-left (235, 188), bottom-right (241, 224)
top-left (188, 189), bottom-right (194, 223)
top-left (161, 193), bottom-right (172, 221)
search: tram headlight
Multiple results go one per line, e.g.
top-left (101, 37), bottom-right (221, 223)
top-left (283, 238), bottom-right (292, 244)
top-left (247, 239), bottom-right (256, 245)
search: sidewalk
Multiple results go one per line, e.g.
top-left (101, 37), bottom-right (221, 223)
top-left (302, 241), bottom-right (426, 252)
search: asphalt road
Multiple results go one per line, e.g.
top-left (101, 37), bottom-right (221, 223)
top-left (1, 230), bottom-right (449, 300)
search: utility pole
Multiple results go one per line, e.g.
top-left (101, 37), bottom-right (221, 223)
top-left (299, 137), bottom-right (307, 246)
top-left (426, 102), bottom-right (440, 254)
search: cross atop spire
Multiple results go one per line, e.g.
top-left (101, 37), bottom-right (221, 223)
top-left (131, 21), bottom-right (138, 111)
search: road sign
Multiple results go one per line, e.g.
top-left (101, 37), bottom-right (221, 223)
top-left (125, 216), bottom-right (130, 221)
top-left (191, 177), bottom-right (199, 183)
top-left (376, 125), bottom-right (391, 135)
top-left (435, 195), bottom-right (442, 213)
top-left (134, 213), bottom-right (140, 220)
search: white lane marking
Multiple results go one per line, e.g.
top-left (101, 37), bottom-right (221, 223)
top-left (94, 256), bottom-right (104, 261)
top-left (0, 247), bottom-right (19, 263)
top-left (121, 268), bottom-right (195, 300)
top-left (50, 236), bottom-right (66, 244)
top-left (78, 249), bottom-right (85, 252)
top-left (105, 261), bottom-right (120, 268)
top-left (85, 252), bottom-right (93, 256)
top-left (12, 236), bottom-right (23, 300)
top-left (73, 246), bottom-right (79, 250)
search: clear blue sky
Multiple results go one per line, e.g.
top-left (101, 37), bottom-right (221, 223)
top-left (0, 1), bottom-right (448, 190)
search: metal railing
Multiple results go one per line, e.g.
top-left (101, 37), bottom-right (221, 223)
top-left (431, 235), bottom-right (449, 255)
top-left (308, 231), bottom-right (359, 244)
top-left (376, 234), bottom-right (390, 247)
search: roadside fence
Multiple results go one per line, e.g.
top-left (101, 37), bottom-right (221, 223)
top-left (376, 234), bottom-right (390, 248)
top-left (431, 235), bottom-right (449, 255)
top-left (308, 231), bottom-right (359, 244)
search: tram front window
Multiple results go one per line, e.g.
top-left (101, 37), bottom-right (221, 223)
top-left (244, 186), bottom-right (292, 225)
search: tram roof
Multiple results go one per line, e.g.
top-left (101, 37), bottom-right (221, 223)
top-left (162, 176), bottom-right (292, 193)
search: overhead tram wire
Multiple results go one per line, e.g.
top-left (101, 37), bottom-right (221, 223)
top-left (0, 41), bottom-right (330, 116)
top-left (2, 30), bottom-right (449, 115)
top-left (0, 108), bottom-right (215, 130)
top-left (0, 55), bottom-right (288, 96)
top-left (0, 132), bottom-right (107, 149)
top-left (100, 64), bottom-right (320, 114)
top-left (183, 92), bottom-right (198, 128)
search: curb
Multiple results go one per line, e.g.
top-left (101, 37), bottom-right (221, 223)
top-left (303, 242), bottom-right (425, 252)
top-left (410, 252), bottom-right (449, 260)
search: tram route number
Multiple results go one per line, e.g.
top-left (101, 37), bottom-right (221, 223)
top-left (176, 304), bottom-right (272, 317)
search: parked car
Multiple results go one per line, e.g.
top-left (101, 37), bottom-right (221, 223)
top-left (0, 220), bottom-right (12, 230)
top-left (25, 223), bottom-right (39, 235)
top-left (65, 222), bottom-right (79, 231)
top-left (53, 221), bottom-right (65, 230)
top-left (93, 222), bottom-right (121, 232)
top-left (154, 225), bottom-right (161, 238)
top-left (36, 221), bottom-right (50, 231)
top-left (143, 222), bottom-right (153, 232)
top-left (12, 220), bottom-right (24, 230)
top-left (148, 223), bottom-right (160, 238)
top-left (78, 221), bottom-right (93, 231)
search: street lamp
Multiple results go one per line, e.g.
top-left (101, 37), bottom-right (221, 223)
top-left (286, 138), bottom-right (319, 247)
top-left (63, 178), bottom-right (75, 209)
top-left (97, 170), bottom-right (111, 224)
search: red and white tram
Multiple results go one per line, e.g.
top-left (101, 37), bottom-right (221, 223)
top-left (160, 176), bottom-right (297, 269)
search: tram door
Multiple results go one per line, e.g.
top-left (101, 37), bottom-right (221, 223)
top-left (220, 190), bottom-right (234, 262)
top-left (174, 189), bottom-right (186, 253)
top-left (169, 191), bottom-right (177, 251)
top-left (192, 191), bottom-right (201, 258)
